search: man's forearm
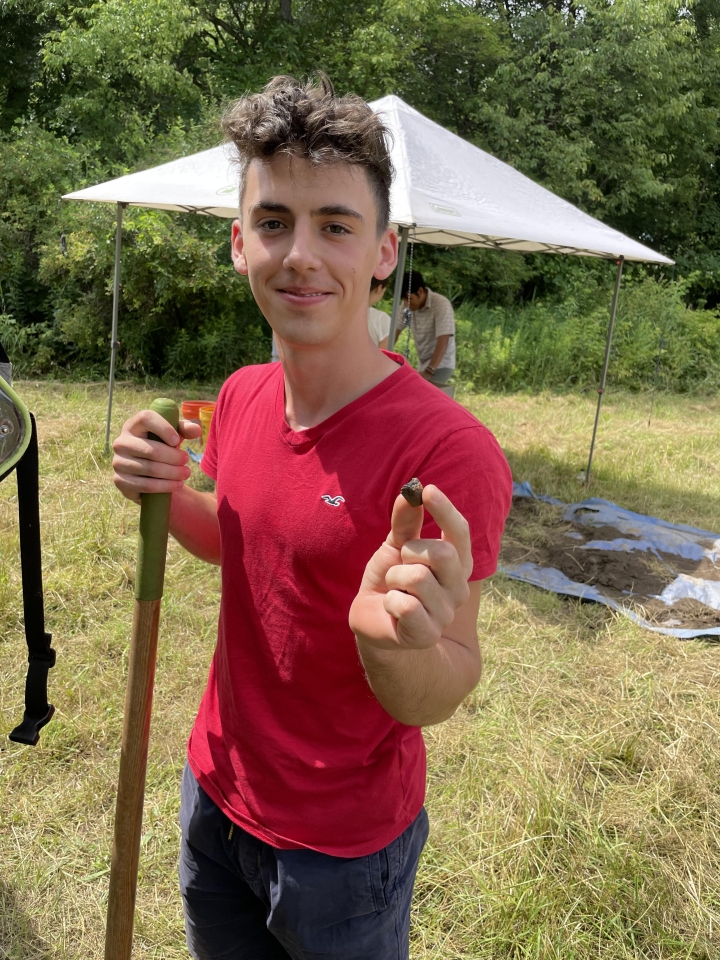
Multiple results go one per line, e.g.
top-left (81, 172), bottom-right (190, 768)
top-left (356, 636), bottom-right (481, 727)
top-left (169, 485), bottom-right (221, 564)
top-left (427, 334), bottom-right (450, 371)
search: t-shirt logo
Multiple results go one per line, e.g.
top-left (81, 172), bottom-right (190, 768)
top-left (320, 495), bottom-right (345, 507)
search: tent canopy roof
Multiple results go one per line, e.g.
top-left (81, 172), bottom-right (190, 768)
top-left (64, 94), bottom-right (673, 265)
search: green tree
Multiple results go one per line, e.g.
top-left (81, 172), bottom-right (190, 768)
top-left (2, 0), bottom-right (720, 381)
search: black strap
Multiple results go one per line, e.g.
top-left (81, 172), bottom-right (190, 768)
top-left (9, 414), bottom-right (55, 745)
top-left (0, 338), bottom-right (12, 408)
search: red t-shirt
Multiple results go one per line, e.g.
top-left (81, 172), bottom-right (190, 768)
top-left (189, 354), bottom-right (511, 857)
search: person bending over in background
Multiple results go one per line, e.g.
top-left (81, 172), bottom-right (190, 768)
top-left (367, 276), bottom-right (390, 349)
top-left (112, 74), bottom-right (511, 960)
top-left (399, 271), bottom-right (456, 385)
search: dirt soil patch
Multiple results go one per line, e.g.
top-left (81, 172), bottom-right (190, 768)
top-left (501, 497), bottom-right (720, 631)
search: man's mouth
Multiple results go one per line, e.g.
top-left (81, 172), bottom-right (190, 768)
top-left (279, 289), bottom-right (330, 298)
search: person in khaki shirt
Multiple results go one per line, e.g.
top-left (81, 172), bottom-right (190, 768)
top-left (367, 277), bottom-right (390, 349)
top-left (397, 271), bottom-right (455, 385)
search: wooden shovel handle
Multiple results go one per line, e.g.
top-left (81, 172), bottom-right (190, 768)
top-left (104, 398), bottom-right (179, 960)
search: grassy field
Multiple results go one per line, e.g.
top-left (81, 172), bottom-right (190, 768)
top-left (1, 381), bottom-right (720, 959)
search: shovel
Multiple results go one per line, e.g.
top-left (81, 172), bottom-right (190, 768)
top-left (105, 397), bottom-right (179, 960)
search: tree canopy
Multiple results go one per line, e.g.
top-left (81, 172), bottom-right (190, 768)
top-left (2, 0), bottom-right (720, 380)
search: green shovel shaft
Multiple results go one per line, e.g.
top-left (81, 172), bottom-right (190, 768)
top-left (105, 398), bottom-right (179, 960)
top-left (135, 397), bottom-right (180, 601)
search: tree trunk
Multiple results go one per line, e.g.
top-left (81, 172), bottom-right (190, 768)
top-left (280, 0), bottom-right (291, 22)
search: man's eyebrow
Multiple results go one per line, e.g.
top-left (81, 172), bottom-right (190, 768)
top-left (312, 205), bottom-right (364, 222)
top-left (250, 201), bottom-right (292, 215)
top-left (249, 201), bottom-right (365, 222)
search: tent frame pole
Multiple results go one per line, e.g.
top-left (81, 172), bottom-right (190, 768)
top-left (387, 226), bottom-right (410, 351)
top-left (585, 256), bottom-right (624, 485)
top-left (105, 203), bottom-right (126, 455)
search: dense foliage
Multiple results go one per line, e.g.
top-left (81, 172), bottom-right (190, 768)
top-left (455, 278), bottom-right (720, 392)
top-left (2, 0), bottom-right (720, 386)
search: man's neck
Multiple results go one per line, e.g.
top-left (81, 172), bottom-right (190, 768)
top-left (280, 325), bottom-right (398, 432)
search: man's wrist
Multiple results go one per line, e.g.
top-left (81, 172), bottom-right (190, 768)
top-left (355, 632), bottom-right (402, 659)
top-left (425, 364), bottom-right (436, 376)
top-left (355, 631), bottom-right (440, 659)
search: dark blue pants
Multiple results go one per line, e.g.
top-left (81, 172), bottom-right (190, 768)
top-left (178, 764), bottom-right (429, 960)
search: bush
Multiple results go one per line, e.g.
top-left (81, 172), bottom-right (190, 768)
top-left (455, 278), bottom-right (720, 393)
top-left (36, 204), bottom-right (270, 379)
top-left (0, 122), bottom-right (272, 380)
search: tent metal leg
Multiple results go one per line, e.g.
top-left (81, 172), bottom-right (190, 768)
top-left (387, 227), bottom-right (410, 351)
top-left (105, 203), bottom-right (126, 455)
top-left (584, 256), bottom-right (624, 485)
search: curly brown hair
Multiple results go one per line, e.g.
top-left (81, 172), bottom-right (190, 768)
top-left (222, 74), bottom-right (394, 233)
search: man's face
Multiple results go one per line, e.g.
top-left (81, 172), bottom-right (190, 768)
top-left (231, 155), bottom-right (397, 348)
top-left (405, 288), bottom-right (427, 312)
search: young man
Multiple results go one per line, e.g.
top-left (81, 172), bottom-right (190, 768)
top-left (399, 271), bottom-right (456, 386)
top-left (367, 276), bottom-right (390, 349)
top-left (112, 76), bottom-right (511, 960)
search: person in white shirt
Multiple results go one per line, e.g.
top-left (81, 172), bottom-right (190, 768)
top-left (367, 277), bottom-right (391, 349)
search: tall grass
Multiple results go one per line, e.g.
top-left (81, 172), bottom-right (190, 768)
top-left (456, 280), bottom-right (720, 394)
top-left (1, 384), bottom-right (720, 957)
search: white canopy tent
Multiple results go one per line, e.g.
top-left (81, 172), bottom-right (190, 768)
top-left (64, 94), bottom-right (673, 479)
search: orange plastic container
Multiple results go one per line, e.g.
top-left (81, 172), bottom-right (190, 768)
top-left (181, 400), bottom-right (212, 455)
top-left (181, 400), bottom-right (211, 422)
top-left (199, 403), bottom-right (216, 449)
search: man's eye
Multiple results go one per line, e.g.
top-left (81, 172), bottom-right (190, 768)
top-left (261, 219), bottom-right (284, 230)
top-left (326, 223), bottom-right (350, 235)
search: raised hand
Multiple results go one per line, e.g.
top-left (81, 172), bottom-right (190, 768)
top-left (349, 484), bottom-right (473, 651)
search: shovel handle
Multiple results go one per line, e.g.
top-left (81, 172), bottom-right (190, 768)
top-left (136, 397), bottom-right (180, 600)
top-left (105, 398), bottom-right (179, 960)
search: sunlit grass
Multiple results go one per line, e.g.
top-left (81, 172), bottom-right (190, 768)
top-left (1, 382), bottom-right (719, 958)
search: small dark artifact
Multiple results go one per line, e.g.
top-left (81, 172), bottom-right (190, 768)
top-left (400, 477), bottom-right (423, 508)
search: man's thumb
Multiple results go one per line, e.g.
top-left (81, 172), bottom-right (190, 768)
top-left (387, 493), bottom-right (424, 549)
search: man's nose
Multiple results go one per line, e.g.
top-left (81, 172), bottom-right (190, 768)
top-left (283, 223), bottom-right (322, 273)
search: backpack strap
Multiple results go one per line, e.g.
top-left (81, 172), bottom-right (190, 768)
top-left (9, 414), bottom-right (55, 745)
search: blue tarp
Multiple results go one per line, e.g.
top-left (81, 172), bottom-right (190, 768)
top-left (500, 483), bottom-right (720, 638)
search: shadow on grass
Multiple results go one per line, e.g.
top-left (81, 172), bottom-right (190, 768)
top-left (0, 880), bottom-right (55, 960)
top-left (504, 445), bottom-right (720, 533)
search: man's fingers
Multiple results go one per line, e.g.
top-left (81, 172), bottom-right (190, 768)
top-left (113, 453), bottom-right (191, 482)
top-left (382, 591), bottom-right (438, 649)
top-left (398, 540), bottom-right (469, 607)
top-left (128, 409), bottom-right (181, 446)
top-left (384, 563), bottom-right (455, 629)
top-left (116, 475), bottom-right (186, 503)
top-left (113, 428), bottom-right (189, 467)
top-left (113, 452), bottom-right (190, 502)
top-left (420, 484), bottom-right (473, 579)
top-left (179, 418), bottom-right (202, 440)
top-left (387, 493), bottom-right (424, 550)
top-left (112, 409), bottom-right (199, 504)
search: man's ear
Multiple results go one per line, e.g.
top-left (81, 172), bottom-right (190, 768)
top-left (373, 227), bottom-right (398, 282)
top-left (231, 219), bottom-right (248, 275)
